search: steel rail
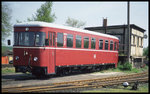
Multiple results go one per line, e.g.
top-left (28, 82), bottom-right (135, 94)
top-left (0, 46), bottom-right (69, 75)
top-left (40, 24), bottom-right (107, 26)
top-left (2, 72), bottom-right (148, 93)
top-left (3, 77), bottom-right (148, 93)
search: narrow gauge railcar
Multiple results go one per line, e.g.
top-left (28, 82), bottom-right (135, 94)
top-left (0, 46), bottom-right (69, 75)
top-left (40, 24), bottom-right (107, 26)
top-left (13, 21), bottom-right (119, 76)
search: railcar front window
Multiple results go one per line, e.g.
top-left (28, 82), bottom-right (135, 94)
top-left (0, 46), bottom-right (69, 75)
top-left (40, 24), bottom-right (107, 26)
top-left (16, 32), bottom-right (45, 46)
top-left (19, 32), bottom-right (35, 46)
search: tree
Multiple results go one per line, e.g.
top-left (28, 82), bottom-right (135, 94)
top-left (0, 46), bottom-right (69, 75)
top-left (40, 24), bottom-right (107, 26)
top-left (27, 2), bottom-right (56, 23)
top-left (65, 17), bottom-right (86, 28)
top-left (2, 2), bottom-right (12, 43)
top-left (143, 46), bottom-right (149, 59)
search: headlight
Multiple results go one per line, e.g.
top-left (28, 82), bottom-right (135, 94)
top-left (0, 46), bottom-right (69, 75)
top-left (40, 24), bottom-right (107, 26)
top-left (34, 57), bottom-right (38, 61)
top-left (15, 56), bottom-right (19, 60)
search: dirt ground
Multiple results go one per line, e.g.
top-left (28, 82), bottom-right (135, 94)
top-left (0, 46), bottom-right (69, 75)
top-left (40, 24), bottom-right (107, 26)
top-left (2, 71), bottom-right (127, 88)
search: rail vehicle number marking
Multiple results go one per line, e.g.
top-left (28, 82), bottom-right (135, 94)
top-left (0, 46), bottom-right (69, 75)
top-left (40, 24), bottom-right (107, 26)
top-left (94, 54), bottom-right (96, 59)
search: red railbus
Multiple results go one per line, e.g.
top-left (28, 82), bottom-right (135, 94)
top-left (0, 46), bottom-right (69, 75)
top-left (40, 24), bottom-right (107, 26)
top-left (13, 21), bottom-right (119, 77)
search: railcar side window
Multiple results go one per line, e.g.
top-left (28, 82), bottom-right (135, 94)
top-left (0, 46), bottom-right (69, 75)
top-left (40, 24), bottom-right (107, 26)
top-left (110, 41), bottom-right (113, 50)
top-left (67, 34), bottom-right (73, 47)
top-left (91, 38), bottom-right (96, 49)
top-left (117, 42), bottom-right (119, 51)
top-left (57, 33), bottom-right (64, 47)
top-left (35, 32), bottom-right (46, 46)
top-left (114, 42), bottom-right (118, 51)
top-left (76, 35), bottom-right (82, 48)
top-left (99, 39), bottom-right (103, 50)
top-left (114, 42), bottom-right (116, 50)
top-left (84, 37), bottom-right (89, 48)
top-left (105, 40), bottom-right (108, 50)
top-left (53, 33), bottom-right (55, 46)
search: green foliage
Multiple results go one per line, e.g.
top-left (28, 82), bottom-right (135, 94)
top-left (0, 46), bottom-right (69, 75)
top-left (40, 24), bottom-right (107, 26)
top-left (2, 46), bottom-right (13, 56)
top-left (65, 17), bottom-right (86, 28)
top-left (2, 2), bottom-right (12, 41)
top-left (2, 67), bottom-right (15, 74)
top-left (28, 2), bottom-right (56, 23)
top-left (143, 46), bottom-right (149, 59)
top-left (117, 61), bottom-right (132, 71)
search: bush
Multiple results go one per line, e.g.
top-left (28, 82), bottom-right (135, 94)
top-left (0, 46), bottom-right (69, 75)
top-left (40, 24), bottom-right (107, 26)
top-left (117, 61), bottom-right (132, 71)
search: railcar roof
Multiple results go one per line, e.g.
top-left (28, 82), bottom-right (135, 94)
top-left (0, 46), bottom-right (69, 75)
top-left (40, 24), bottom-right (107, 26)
top-left (14, 21), bottom-right (119, 40)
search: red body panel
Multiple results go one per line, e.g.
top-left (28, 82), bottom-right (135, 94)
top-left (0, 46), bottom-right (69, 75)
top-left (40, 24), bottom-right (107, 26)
top-left (13, 25), bottom-right (119, 74)
top-left (56, 49), bottom-right (118, 66)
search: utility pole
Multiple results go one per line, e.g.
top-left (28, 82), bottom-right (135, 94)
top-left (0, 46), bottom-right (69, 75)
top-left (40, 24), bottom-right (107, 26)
top-left (103, 18), bottom-right (107, 34)
top-left (127, 1), bottom-right (131, 63)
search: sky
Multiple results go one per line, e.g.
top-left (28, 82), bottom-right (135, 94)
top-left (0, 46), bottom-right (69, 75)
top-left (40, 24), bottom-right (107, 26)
top-left (3, 1), bottom-right (149, 48)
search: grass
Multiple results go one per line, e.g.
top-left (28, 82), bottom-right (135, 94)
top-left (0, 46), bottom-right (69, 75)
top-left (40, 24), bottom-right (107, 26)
top-left (82, 83), bottom-right (149, 93)
top-left (2, 67), bottom-right (15, 74)
top-left (99, 67), bottom-right (148, 74)
top-left (99, 64), bottom-right (148, 74)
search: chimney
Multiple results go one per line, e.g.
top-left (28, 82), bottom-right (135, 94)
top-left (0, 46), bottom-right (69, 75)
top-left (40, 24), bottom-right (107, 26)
top-left (103, 18), bottom-right (107, 27)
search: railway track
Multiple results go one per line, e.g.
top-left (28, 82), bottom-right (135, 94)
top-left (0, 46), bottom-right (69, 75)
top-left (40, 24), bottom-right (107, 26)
top-left (2, 72), bottom-right (148, 93)
top-left (2, 64), bottom-right (13, 68)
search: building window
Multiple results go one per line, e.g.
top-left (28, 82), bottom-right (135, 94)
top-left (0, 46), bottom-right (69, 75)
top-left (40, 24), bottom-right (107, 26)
top-left (91, 38), bottom-right (96, 49)
top-left (99, 39), bottom-right (103, 50)
top-left (110, 41), bottom-right (113, 50)
top-left (67, 34), bottom-right (73, 47)
top-left (141, 38), bottom-right (143, 46)
top-left (133, 35), bottom-right (135, 45)
top-left (76, 35), bottom-right (82, 48)
top-left (105, 40), bottom-right (108, 50)
top-left (57, 32), bottom-right (63, 47)
top-left (137, 37), bottom-right (139, 47)
top-left (84, 37), bottom-right (89, 48)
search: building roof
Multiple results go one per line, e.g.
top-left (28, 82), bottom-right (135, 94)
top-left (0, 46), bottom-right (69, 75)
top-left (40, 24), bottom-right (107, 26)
top-left (85, 24), bottom-right (146, 32)
top-left (14, 21), bottom-right (119, 40)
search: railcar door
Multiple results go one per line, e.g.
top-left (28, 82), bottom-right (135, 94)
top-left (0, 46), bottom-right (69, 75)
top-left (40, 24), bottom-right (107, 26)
top-left (48, 32), bottom-right (56, 74)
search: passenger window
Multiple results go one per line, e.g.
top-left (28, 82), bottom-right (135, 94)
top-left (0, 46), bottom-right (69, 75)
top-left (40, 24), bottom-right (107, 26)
top-left (57, 33), bottom-right (63, 47)
top-left (110, 41), bottom-right (113, 50)
top-left (49, 32), bottom-right (56, 46)
top-left (67, 34), bottom-right (73, 47)
top-left (99, 39), bottom-right (103, 50)
top-left (53, 33), bottom-right (55, 46)
top-left (76, 35), bottom-right (82, 48)
top-left (105, 40), bottom-right (108, 50)
top-left (84, 37), bottom-right (89, 48)
top-left (91, 38), bottom-right (96, 49)
top-left (114, 42), bottom-right (117, 51)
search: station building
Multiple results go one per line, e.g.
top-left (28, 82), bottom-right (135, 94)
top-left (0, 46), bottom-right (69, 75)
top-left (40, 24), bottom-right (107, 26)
top-left (85, 22), bottom-right (146, 68)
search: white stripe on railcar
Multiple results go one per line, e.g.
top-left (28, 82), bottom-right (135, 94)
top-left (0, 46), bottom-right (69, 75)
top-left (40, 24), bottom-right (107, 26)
top-left (13, 46), bottom-right (118, 53)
